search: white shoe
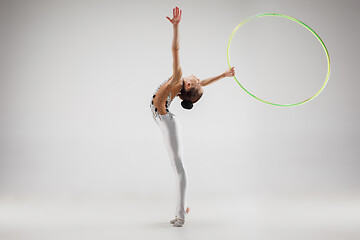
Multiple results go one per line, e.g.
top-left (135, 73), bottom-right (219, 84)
top-left (170, 217), bottom-right (184, 224)
top-left (172, 218), bottom-right (185, 227)
top-left (170, 217), bottom-right (178, 224)
top-left (169, 206), bottom-right (190, 225)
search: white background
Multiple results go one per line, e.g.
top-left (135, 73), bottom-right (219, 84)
top-left (1, 1), bottom-right (360, 239)
top-left (0, 0), bottom-right (359, 205)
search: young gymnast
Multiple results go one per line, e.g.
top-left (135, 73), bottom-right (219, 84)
top-left (150, 6), bottom-right (235, 227)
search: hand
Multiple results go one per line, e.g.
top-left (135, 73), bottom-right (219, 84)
top-left (166, 6), bottom-right (182, 26)
top-left (224, 67), bottom-right (235, 77)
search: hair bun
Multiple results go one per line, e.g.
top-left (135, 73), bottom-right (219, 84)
top-left (181, 100), bottom-right (193, 110)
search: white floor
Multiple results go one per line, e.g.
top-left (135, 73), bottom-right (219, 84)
top-left (0, 194), bottom-right (359, 240)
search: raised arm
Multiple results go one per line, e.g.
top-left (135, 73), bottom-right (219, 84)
top-left (166, 7), bottom-right (183, 84)
top-left (200, 67), bottom-right (236, 87)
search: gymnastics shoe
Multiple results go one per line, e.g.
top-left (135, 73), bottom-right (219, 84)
top-left (172, 218), bottom-right (185, 227)
top-left (170, 206), bottom-right (190, 224)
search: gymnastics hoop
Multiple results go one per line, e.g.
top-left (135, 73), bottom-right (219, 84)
top-left (227, 13), bottom-right (331, 106)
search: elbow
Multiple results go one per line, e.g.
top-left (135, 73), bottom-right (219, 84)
top-left (172, 45), bottom-right (180, 51)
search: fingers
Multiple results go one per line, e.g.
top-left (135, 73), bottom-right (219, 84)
top-left (169, 7), bottom-right (181, 22)
top-left (173, 6), bottom-right (181, 17)
top-left (175, 7), bottom-right (178, 17)
top-left (228, 67), bottom-right (235, 76)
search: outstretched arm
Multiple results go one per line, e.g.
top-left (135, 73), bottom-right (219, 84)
top-left (200, 67), bottom-right (236, 87)
top-left (166, 7), bottom-right (183, 84)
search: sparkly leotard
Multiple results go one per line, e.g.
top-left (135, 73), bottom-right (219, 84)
top-left (150, 76), bottom-right (184, 121)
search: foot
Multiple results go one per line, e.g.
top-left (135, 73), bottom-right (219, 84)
top-left (169, 206), bottom-right (190, 224)
top-left (170, 217), bottom-right (183, 224)
top-left (173, 218), bottom-right (185, 227)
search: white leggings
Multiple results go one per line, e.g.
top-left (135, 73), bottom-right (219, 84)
top-left (154, 113), bottom-right (188, 219)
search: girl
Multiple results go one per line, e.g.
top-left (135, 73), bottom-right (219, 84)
top-left (150, 6), bottom-right (235, 227)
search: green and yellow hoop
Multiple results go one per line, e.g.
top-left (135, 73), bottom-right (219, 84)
top-left (227, 13), bottom-right (331, 106)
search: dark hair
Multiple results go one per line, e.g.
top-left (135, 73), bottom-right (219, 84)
top-left (179, 84), bottom-right (203, 110)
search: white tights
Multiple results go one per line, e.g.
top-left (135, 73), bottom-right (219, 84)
top-left (154, 113), bottom-right (188, 219)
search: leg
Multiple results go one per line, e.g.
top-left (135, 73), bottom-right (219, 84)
top-left (156, 114), bottom-right (187, 219)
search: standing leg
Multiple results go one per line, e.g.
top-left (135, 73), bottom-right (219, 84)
top-left (156, 114), bottom-right (188, 220)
